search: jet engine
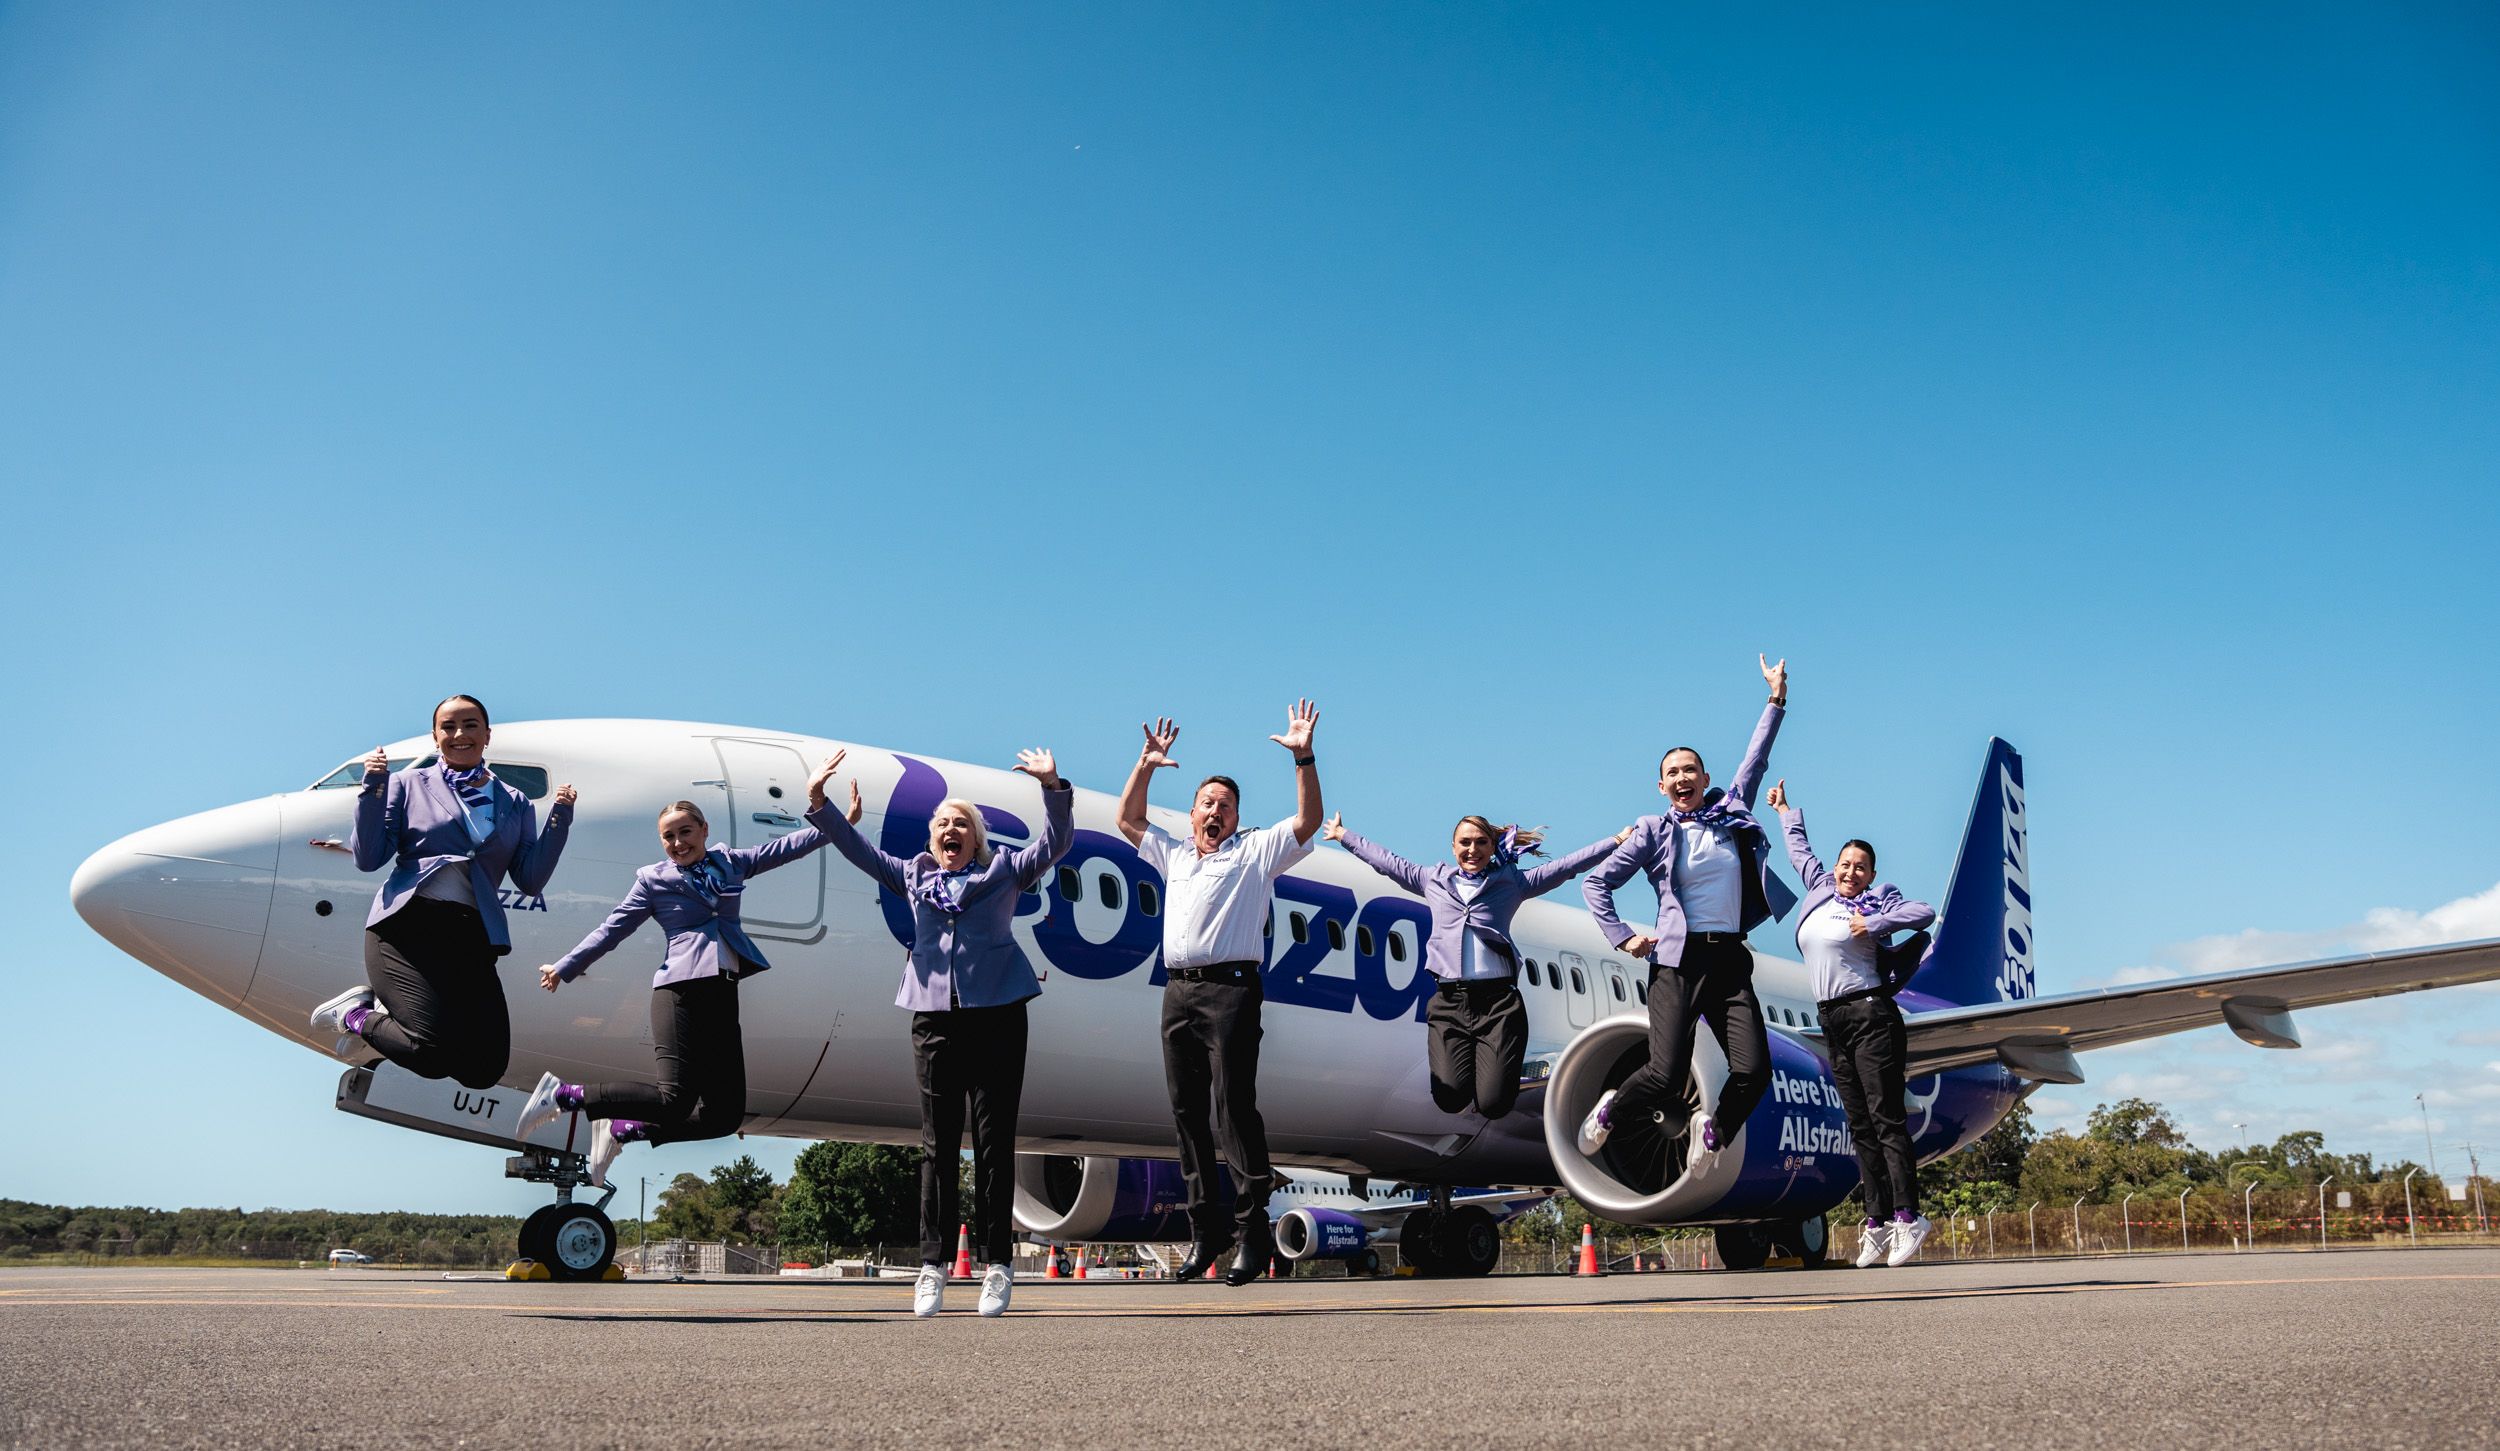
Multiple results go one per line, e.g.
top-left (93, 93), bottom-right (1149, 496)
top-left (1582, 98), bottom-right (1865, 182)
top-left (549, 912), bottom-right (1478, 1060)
top-left (1010, 1154), bottom-right (1206, 1243)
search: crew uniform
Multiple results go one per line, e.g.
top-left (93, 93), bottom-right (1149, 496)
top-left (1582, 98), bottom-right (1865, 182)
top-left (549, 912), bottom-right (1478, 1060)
top-left (816, 782), bottom-right (1075, 1269)
top-left (1778, 806), bottom-right (1935, 1235)
top-left (345, 758), bottom-right (572, 1088)
top-left (542, 806), bottom-right (845, 1148)
top-left (1335, 827), bottom-right (1620, 1118)
top-left (1584, 701), bottom-right (1797, 1155)
top-left (1135, 816), bottom-right (1314, 1253)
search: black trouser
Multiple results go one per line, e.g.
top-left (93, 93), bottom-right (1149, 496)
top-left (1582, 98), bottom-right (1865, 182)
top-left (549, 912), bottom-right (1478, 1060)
top-left (360, 897), bottom-right (509, 1090)
top-left (911, 998), bottom-right (1029, 1266)
top-left (1426, 979), bottom-right (1529, 1118)
top-left (580, 974), bottom-right (748, 1148)
top-left (1821, 992), bottom-right (1918, 1221)
top-left (1611, 936), bottom-right (1769, 1142)
top-left (1160, 968), bottom-right (1273, 1242)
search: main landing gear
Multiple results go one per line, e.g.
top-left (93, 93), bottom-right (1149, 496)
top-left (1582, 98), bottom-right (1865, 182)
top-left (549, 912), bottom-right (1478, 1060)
top-left (1712, 1215), bottom-right (1829, 1271)
top-left (1399, 1184), bottom-right (1502, 1277)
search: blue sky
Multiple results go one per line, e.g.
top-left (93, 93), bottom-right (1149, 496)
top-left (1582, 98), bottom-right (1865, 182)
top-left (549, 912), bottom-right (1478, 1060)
top-left (4, 3), bottom-right (2495, 1214)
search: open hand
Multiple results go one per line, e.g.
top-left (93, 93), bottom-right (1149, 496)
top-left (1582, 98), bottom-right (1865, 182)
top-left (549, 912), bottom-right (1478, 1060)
top-left (1139, 718), bottom-right (1180, 771)
top-left (1013, 748), bottom-right (1063, 790)
top-left (1270, 698), bottom-right (1319, 755)
top-left (846, 779), bottom-right (863, 825)
top-left (1760, 654), bottom-right (1788, 705)
top-left (806, 750), bottom-right (848, 811)
top-left (538, 964), bottom-right (563, 993)
top-left (1321, 812), bottom-right (1345, 842)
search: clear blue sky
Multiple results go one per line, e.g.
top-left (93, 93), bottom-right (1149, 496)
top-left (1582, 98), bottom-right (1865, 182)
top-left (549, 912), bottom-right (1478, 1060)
top-left (4, 3), bottom-right (2495, 1214)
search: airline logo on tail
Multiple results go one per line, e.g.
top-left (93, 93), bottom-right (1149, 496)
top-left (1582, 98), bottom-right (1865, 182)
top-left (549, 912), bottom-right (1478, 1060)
top-left (1997, 763), bottom-right (2036, 1001)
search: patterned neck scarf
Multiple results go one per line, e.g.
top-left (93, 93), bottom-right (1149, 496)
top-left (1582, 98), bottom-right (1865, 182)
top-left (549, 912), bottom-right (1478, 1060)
top-left (681, 854), bottom-right (737, 906)
top-left (442, 761), bottom-right (493, 811)
top-left (1837, 884), bottom-right (1894, 918)
top-left (1669, 790), bottom-right (1754, 833)
top-left (914, 870), bottom-right (969, 916)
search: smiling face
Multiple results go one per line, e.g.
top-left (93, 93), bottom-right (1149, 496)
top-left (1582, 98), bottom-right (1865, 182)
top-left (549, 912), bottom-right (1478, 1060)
top-left (658, 808), bottom-right (709, 866)
top-left (929, 802), bottom-right (983, 872)
top-left (1835, 843), bottom-right (1876, 898)
top-left (433, 698), bottom-right (490, 769)
top-left (1452, 820), bottom-right (1497, 874)
top-left (1657, 748), bottom-right (1710, 812)
top-left (1189, 779), bottom-right (1240, 854)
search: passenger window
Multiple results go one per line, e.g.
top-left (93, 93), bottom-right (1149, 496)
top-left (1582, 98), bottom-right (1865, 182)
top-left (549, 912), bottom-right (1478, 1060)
top-left (1057, 866), bottom-right (1084, 902)
top-left (1263, 915), bottom-right (1274, 939)
top-left (488, 764), bottom-right (550, 800)
top-left (1139, 881), bottom-right (1160, 917)
top-left (1569, 967), bottom-right (1586, 994)
top-left (1525, 961), bottom-right (1541, 988)
top-left (1327, 920), bottom-right (1346, 952)
top-left (1635, 980), bottom-right (1647, 1003)
top-left (1357, 926), bottom-right (1376, 956)
top-left (1097, 873), bottom-right (1122, 910)
top-left (313, 757), bottom-right (420, 790)
top-left (1290, 911), bottom-right (1310, 945)
top-left (1388, 932), bottom-right (1407, 963)
top-left (1609, 976), bottom-right (1626, 1001)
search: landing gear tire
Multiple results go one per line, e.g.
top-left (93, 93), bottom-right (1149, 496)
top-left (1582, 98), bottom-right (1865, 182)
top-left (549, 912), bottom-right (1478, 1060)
top-left (520, 1202), bottom-right (616, 1281)
top-left (1779, 1214), bottom-right (1830, 1269)
top-left (1352, 1248), bottom-right (1382, 1277)
top-left (1399, 1209), bottom-right (1445, 1276)
top-left (1712, 1223), bottom-right (1771, 1272)
top-left (1433, 1206), bottom-right (1502, 1277)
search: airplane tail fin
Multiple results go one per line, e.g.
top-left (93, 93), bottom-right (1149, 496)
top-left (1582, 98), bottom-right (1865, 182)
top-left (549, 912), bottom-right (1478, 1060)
top-left (1906, 738), bottom-right (2037, 1006)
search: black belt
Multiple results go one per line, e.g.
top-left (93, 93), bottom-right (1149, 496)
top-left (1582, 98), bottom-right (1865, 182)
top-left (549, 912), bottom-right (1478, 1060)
top-left (1167, 961), bottom-right (1258, 985)
top-left (1435, 977), bottom-right (1517, 997)
top-left (1687, 930), bottom-right (1745, 945)
top-left (1818, 983), bottom-right (1895, 1011)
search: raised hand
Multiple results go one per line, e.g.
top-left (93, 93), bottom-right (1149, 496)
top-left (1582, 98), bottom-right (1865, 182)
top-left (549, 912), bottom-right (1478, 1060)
top-left (1139, 718), bottom-right (1180, 771)
top-left (806, 750), bottom-right (848, 810)
top-left (538, 964), bottom-right (564, 993)
top-left (1013, 748), bottom-right (1063, 790)
top-left (1760, 653), bottom-right (1788, 705)
top-left (846, 779), bottom-right (864, 825)
top-left (1269, 698), bottom-right (1319, 755)
top-left (1766, 779), bottom-right (1788, 813)
top-left (363, 747), bottom-right (390, 778)
top-left (553, 784), bottom-right (578, 808)
top-left (1321, 812), bottom-right (1346, 842)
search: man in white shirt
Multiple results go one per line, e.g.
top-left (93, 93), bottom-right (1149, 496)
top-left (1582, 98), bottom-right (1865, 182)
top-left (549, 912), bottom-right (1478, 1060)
top-left (1118, 699), bottom-right (1323, 1286)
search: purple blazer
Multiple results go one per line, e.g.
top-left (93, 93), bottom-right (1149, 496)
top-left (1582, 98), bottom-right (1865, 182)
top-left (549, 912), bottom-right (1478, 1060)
top-left (819, 782), bottom-right (1075, 1011)
top-left (1584, 701), bottom-right (1797, 968)
top-left (1336, 829), bottom-right (1620, 982)
top-left (548, 805), bottom-right (842, 988)
top-left (1778, 807), bottom-right (1935, 947)
top-left (351, 762), bottom-right (572, 955)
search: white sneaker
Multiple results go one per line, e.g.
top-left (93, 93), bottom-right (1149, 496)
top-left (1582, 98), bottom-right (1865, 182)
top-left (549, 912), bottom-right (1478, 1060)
top-left (586, 1120), bottom-right (624, 1188)
top-left (978, 1262), bottom-right (1013, 1317)
top-left (1885, 1215), bottom-right (1932, 1267)
top-left (309, 985), bottom-right (373, 1039)
top-left (514, 1072), bottom-right (566, 1140)
top-left (913, 1264), bottom-right (946, 1318)
top-left (1685, 1110), bottom-right (1721, 1173)
top-left (1576, 1091), bottom-right (1618, 1154)
top-left (1854, 1221), bottom-right (1890, 1268)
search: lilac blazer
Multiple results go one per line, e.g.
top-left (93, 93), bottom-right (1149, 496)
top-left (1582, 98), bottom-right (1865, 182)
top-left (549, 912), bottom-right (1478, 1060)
top-left (1336, 829), bottom-right (1620, 982)
top-left (351, 763), bottom-right (572, 955)
top-left (1778, 807), bottom-right (1935, 947)
top-left (1584, 701), bottom-right (1798, 968)
top-left (819, 782), bottom-right (1074, 1011)
top-left (548, 805), bottom-right (842, 987)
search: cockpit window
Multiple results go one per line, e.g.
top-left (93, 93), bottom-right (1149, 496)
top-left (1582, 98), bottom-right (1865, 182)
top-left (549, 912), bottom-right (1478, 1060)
top-left (310, 756), bottom-right (550, 799)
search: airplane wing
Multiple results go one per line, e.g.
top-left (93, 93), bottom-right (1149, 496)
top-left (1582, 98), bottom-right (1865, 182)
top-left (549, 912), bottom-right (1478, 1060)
top-left (1892, 937), bottom-right (2500, 1083)
top-left (1329, 1189), bottom-right (1552, 1232)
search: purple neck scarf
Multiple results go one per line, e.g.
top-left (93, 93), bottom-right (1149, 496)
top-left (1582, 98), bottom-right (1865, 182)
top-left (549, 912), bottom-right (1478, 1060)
top-left (680, 854), bottom-right (737, 906)
top-left (441, 761), bottom-right (494, 812)
top-left (1669, 790), bottom-right (1754, 833)
top-left (915, 869), bottom-right (970, 916)
top-left (1836, 884), bottom-right (1895, 917)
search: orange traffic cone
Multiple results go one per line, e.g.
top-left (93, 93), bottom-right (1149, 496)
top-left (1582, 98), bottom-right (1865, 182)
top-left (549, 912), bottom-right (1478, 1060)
top-left (1576, 1223), bottom-right (1603, 1277)
top-left (1045, 1245), bottom-right (1063, 1279)
top-left (950, 1224), bottom-right (975, 1280)
top-left (1074, 1247), bottom-right (1087, 1280)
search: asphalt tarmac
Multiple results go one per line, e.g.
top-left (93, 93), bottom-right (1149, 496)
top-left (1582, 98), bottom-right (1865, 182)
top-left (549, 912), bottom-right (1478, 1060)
top-left (4, 1246), bottom-right (2493, 1449)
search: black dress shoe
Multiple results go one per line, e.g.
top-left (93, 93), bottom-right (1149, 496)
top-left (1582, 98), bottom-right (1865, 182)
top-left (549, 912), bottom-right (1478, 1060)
top-left (1223, 1229), bottom-right (1273, 1287)
top-left (1173, 1237), bottom-right (1232, 1281)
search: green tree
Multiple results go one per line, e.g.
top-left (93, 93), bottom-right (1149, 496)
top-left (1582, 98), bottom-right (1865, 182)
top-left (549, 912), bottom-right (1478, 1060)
top-left (779, 1142), bottom-right (918, 1249)
top-left (707, 1155), bottom-right (778, 1243)
top-left (652, 1173), bottom-right (720, 1240)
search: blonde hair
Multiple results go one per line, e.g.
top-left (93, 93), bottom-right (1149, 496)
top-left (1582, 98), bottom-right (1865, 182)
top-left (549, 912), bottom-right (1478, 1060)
top-left (1453, 815), bottom-right (1546, 857)
top-left (928, 798), bottom-right (994, 866)
top-left (658, 800), bottom-right (709, 829)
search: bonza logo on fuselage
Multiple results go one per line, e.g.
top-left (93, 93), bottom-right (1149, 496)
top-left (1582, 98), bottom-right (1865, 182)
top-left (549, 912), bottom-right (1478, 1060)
top-left (1996, 763), bottom-right (2036, 1002)
top-left (870, 756), bottom-right (1436, 1022)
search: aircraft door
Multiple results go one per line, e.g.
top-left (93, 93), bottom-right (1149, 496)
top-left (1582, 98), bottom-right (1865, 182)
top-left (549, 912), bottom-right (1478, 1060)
top-left (1560, 950), bottom-right (1595, 1030)
top-left (711, 739), bottom-right (825, 939)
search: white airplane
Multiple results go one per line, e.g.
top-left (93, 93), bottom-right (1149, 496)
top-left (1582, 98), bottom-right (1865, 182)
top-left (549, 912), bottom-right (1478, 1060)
top-left (71, 720), bottom-right (2500, 1280)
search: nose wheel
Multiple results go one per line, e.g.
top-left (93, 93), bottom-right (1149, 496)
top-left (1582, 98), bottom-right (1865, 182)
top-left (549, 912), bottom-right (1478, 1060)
top-left (520, 1202), bottom-right (618, 1281)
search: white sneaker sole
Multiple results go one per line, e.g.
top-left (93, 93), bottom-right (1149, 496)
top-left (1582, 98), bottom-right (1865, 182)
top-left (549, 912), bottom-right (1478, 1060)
top-left (1575, 1092), bottom-right (1616, 1155)
top-left (1885, 1220), bottom-right (1932, 1267)
top-left (308, 985), bottom-right (372, 1036)
top-left (514, 1072), bottom-right (565, 1140)
top-left (1855, 1232), bottom-right (1889, 1268)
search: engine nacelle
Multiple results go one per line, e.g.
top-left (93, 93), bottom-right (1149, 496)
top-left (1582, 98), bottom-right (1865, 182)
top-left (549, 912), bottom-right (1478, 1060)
top-left (1273, 1206), bottom-right (1373, 1261)
top-left (1011, 1154), bottom-right (1217, 1243)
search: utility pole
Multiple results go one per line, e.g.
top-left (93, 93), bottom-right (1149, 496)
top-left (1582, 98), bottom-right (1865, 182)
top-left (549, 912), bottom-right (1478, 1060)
top-left (2415, 1094), bottom-right (2439, 1176)
top-left (2464, 1142), bottom-right (2487, 1234)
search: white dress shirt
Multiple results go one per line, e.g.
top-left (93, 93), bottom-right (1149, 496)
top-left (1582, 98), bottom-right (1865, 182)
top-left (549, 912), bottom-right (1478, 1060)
top-left (1136, 818), bottom-right (1314, 972)
top-left (1671, 819), bottom-right (1743, 933)
top-left (1799, 898), bottom-right (1881, 1003)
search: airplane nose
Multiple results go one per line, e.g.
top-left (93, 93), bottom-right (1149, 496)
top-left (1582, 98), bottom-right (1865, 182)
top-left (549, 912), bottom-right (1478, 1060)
top-left (71, 799), bottom-right (280, 1006)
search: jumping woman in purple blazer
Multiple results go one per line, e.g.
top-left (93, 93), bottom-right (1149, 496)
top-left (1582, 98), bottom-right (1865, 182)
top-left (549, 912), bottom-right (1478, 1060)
top-left (309, 695), bottom-right (576, 1091)
top-left (1765, 778), bottom-right (1936, 1268)
top-left (1324, 814), bottom-right (1630, 1120)
top-left (511, 752), bottom-right (858, 1188)
top-left (815, 748), bottom-right (1074, 1318)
